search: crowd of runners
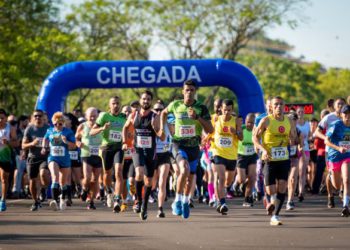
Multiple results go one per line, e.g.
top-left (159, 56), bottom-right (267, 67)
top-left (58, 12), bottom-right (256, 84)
top-left (1, 80), bottom-right (350, 226)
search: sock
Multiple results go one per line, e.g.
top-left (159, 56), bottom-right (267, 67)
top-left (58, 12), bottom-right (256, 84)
top-left (136, 181), bottom-right (144, 203)
top-left (51, 183), bottom-right (60, 202)
top-left (275, 192), bottom-right (286, 216)
top-left (107, 186), bottom-right (113, 194)
top-left (183, 195), bottom-right (190, 204)
top-left (203, 181), bottom-right (208, 197)
top-left (67, 185), bottom-right (72, 201)
top-left (159, 206), bottom-right (163, 211)
top-left (208, 183), bottom-right (215, 200)
top-left (143, 186), bottom-right (152, 211)
top-left (175, 193), bottom-right (182, 202)
top-left (115, 195), bottom-right (121, 202)
top-left (62, 185), bottom-right (68, 200)
top-left (220, 198), bottom-right (226, 205)
top-left (343, 195), bottom-right (349, 207)
top-left (266, 194), bottom-right (271, 203)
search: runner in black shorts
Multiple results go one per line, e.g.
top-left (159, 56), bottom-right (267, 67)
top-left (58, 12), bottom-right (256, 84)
top-left (160, 80), bottom-right (213, 219)
top-left (253, 96), bottom-right (295, 226)
top-left (90, 96), bottom-right (127, 212)
top-left (122, 90), bottom-right (164, 220)
top-left (22, 109), bottom-right (50, 211)
top-left (236, 113), bottom-right (257, 207)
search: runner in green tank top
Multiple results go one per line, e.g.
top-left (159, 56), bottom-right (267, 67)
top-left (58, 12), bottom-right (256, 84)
top-left (160, 80), bottom-right (213, 219)
top-left (76, 107), bottom-right (102, 210)
top-left (90, 97), bottom-right (127, 212)
top-left (236, 113), bottom-right (258, 207)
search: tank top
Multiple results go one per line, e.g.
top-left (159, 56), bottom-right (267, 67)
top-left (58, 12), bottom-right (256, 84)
top-left (81, 122), bottom-right (102, 157)
top-left (133, 111), bottom-right (157, 150)
top-left (297, 121), bottom-right (310, 151)
top-left (212, 115), bottom-right (238, 160)
top-left (238, 125), bottom-right (255, 156)
top-left (262, 114), bottom-right (291, 162)
top-left (0, 123), bottom-right (11, 162)
top-left (156, 124), bottom-right (172, 153)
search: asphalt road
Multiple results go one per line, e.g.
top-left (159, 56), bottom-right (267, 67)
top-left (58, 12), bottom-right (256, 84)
top-left (0, 195), bottom-right (349, 250)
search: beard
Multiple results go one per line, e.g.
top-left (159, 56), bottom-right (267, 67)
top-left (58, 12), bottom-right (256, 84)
top-left (142, 103), bottom-right (151, 110)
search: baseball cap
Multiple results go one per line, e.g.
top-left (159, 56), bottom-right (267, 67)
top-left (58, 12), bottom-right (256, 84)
top-left (341, 105), bottom-right (350, 113)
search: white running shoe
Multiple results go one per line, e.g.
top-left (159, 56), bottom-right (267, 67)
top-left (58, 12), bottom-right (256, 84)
top-left (50, 200), bottom-right (58, 211)
top-left (270, 215), bottom-right (282, 226)
top-left (60, 197), bottom-right (66, 211)
top-left (106, 193), bottom-right (113, 208)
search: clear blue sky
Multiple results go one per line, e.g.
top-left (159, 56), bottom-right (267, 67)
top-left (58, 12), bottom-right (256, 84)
top-left (63, 0), bottom-right (350, 69)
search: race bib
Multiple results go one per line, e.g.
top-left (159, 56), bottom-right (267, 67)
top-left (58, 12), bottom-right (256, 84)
top-left (109, 130), bottom-right (122, 142)
top-left (218, 137), bottom-right (233, 148)
top-left (290, 145), bottom-right (297, 156)
top-left (243, 145), bottom-right (255, 155)
top-left (124, 148), bottom-right (135, 159)
top-left (137, 136), bottom-right (152, 148)
top-left (51, 146), bottom-right (65, 157)
top-left (69, 151), bottom-right (78, 160)
top-left (271, 147), bottom-right (288, 160)
top-left (179, 125), bottom-right (196, 137)
top-left (89, 146), bottom-right (99, 156)
top-left (339, 141), bottom-right (350, 152)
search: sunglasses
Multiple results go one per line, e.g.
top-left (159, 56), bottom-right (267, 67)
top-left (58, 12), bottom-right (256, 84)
top-left (154, 109), bottom-right (163, 112)
top-left (54, 122), bottom-right (63, 126)
top-left (34, 114), bottom-right (42, 118)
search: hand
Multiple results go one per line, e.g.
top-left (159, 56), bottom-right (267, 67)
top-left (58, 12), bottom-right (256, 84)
top-left (103, 122), bottom-right (111, 130)
top-left (32, 138), bottom-right (39, 147)
top-left (122, 143), bottom-right (128, 151)
top-left (236, 117), bottom-right (242, 127)
top-left (261, 149), bottom-right (271, 161)
top-left (187, 107), bottom-right (197, 120)
top-left (338, 147), bottom-right (347, 154)
top-left (40, 148), bottom-right (47, 155)
top-left (76, 141), bottom-right (83, 148)
top-left (61, 135), bottom-right (68, 144)
top-left (1, 138), bottom-right (8, 145)
top-left (230, 126), bottom-right (236, 134)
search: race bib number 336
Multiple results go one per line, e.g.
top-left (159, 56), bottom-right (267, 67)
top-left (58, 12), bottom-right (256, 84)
top-left (179, 125), bottom-right (195, 138)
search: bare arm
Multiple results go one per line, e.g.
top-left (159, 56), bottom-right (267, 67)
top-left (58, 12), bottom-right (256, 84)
top-left (152, 114), bottom-right (166, 141)
top-left (314, 127), bottom-right (326, 141)
top-left (122, 115), bottom-right (133, 150)
top-left (75, 124), bottom-right (84, 148)
top-left (252, 117), bottom-right (270, 161)
top-left (325, 136), bottom-right (347, 154)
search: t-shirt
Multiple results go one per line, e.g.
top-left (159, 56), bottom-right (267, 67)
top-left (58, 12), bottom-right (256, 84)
top-left (238, 125), bottom-right (255, 156)
top-left (167, 99), bottom-right (210, 147)
top-left (326, 120), bottom-right (350, 162)
top-left (255, 112), bottom-right (267, 127)
top-left (297, 121), bottom-right (310, 151)
top-left (0, 123), bottom-right (11, 162)
top-left (44, 127), bottom-right (76, 167)
top-left (96, 112), bottom-right (127, 147)
top-left (318, 112), bottom-right (340, 153)
top-left (23, 124), bottom-right (50, 158)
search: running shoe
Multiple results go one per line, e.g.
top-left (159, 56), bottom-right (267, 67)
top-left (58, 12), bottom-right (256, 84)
top-left (87, 201), bottom-right (96, 210)
top-left (270, 215), bottom-right (282, 226)
top-left (133, 201), bottom-right (141, 213)
top-left (66, 199), bottom-right (73, 207)
top-left (328, 196), bottom-right (335, 208)
top-left (216, 204), bottom-right (222, 213)
top-left (226, 191), bottom-right (234, 200)
top-left (189, 199), bottom-right (194, 208)
top-left (341, 206), bottom-right (349, 217)
top-left (0, 200), bottom-right (7, 212)
top-left (106, 193), bottom-right (113, 208)
top-left (113, 201), bottom-right (121, 213)
top-left (140, 208), bottom-right (148, 221)
top-left (182, 202), bottom-right (190, 219)
top-left (172, 200), bottom-right (182, 216)
top-left (242, 197), bottom-right (253, 207)
top-left (148, 194), bottom-right (155, 204)
top-left (220, 204), bottom-right (228, 215)
top-left (39, 188), bottom-right (47, 202)
top-left (209, 199), bottom-right (216, 207)
top-left (298, 194), bottom-right (304, 202)
top-left (286, 201), bottom-right (295, 211)
top-left (157, 209), bottom-right (165, 218)
top-left (198, 196), bottom-right (204, 203)
top-left (256, 192), bottom-right (263, 202)
top-left (266, 203), bottom-right (275, 216)
top-left (81, 190), bottom-right (88, 202)
top-left (120, 203), bottom-right (128, 212)
top-left (60, 197), bottom-right (66, 211)
top-left (30, 201), bottom-right (41, 211)
top-left (49, 200), bottom-right (58, 211)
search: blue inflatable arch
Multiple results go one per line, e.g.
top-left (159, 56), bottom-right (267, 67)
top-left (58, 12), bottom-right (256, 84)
top-left (36, 59), bottom-right (265, 119)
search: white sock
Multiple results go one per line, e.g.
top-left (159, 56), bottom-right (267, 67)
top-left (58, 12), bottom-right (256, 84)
top-left (183, 195), bottom-right (190, 204)
top-left (270, 194), bottom-right (277, 205)
top-left (343, 195), bottom-right (349, 207)
top-left (175, 193), bottom-right (182, 202)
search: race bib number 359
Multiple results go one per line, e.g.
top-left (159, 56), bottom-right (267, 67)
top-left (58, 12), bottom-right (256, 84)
top-left (51, 146), bottom-right (65, 157)
top-left (271, 147), bottom-right (288, 160)
top-left (136, 136), bottom-right (152, 148)
top-left (179, 125), bottom-right (195, 138)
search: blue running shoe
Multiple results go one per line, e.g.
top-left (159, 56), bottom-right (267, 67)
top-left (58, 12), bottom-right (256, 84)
top-left (182, 202), bottom-right (190, 219)
top-left (172, 200), bottom-right (182, 216)
top-left (0, 200), bottom-right (7, 212)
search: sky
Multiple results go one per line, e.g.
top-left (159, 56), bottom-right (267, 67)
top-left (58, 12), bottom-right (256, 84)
top-left (63, 0), bottom-right (350, 69)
